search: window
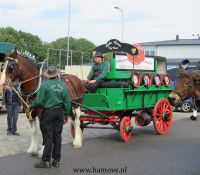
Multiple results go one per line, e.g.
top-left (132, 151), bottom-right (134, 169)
top-left (145, 48), bottom-right (155, 56)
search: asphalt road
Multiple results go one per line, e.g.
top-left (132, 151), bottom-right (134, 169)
top-left (0, 113), bottom-right (200, 175)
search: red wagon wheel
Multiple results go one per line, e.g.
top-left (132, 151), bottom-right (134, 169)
top-left (120, 116), bottom-right (132, 142)
top-left (153, 98), bottom-right (173, 135)
top-left (70, 122), bottom-right (84, 138)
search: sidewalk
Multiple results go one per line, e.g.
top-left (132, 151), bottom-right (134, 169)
top-left (0, 111), bottom-right (191, 157)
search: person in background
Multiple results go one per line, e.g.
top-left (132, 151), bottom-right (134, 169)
top-left (179, 59), bottom-right (190, 70)
top-left (3, 80), bottom-right (21, 136)
top-left (28, 66), bottom-right (71, 168)
top-left (85, 52), bottom-right (108, 93)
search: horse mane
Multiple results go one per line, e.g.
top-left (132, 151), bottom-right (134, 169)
top-left (179, 70), bottom-right (200, 79)
top-left (16, 50), bottom-right (36, 64)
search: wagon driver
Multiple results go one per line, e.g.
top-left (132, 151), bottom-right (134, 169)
top-left (28, 66), bottom-right (71, 168)
top-left (85, 52), bottom-right (108, 93)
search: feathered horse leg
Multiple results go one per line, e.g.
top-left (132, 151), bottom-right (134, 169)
top-left (26, 118), bottom-right (39, 156)
top-left (38, 115), bottom-right (45, 158)
top-left (71, 107), bottom-right (83, 148)
top-left (191, 108), bottom-right (197, 120)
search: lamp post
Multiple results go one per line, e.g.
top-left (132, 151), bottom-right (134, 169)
top-left (67, 0), bottom-right (71, 66)
top-left (114, 6), bottom-right (124, 42)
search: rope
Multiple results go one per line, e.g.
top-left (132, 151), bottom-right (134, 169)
top-left (12, 85), bottom-right (28, 106)
top-left (12, 85), bottom-right (33, 121)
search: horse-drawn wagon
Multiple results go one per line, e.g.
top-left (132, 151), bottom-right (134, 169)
top-left (76, 39), bottom-right (173, 142)
top-left (0, 39), bottom-right (173, 155)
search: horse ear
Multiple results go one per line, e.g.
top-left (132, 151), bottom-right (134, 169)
top-left (191, 72), bottom-right (200, 81)
top-left (9, 49), bottom-right (18, 58)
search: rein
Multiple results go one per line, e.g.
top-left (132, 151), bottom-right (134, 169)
top-left (4, 57), bottom-right (47, 100)
top-left (7, 59), bottom-right (47, 121)
top-left (17, 59), bottom-right (47, 98)
top-left (19, 74), bottom-right (41, 84)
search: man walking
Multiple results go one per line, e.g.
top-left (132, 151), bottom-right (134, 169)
top-left (29, 66), bottom-right (71, 168)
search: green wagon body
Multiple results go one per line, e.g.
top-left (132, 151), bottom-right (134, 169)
top-left (83, 86), bottom-right (171, 111)
top-left (77, 39), bottom-right (173, 142)
top-left (82, 53), bottom-right (172, 111)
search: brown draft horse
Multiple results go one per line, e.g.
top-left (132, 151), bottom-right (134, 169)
top-left (0, 50), bottom-right (85, 157)
top-left (168, 69), bottom-right (200, 119)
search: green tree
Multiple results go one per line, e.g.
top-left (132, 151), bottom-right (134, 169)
top-left (0, 27), bottom-right (47, 61)
top-left (48, 37), bottom-right (95, 65)
top-left (0, 27), bottom-right (96, 64)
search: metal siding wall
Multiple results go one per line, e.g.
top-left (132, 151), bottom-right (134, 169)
top-left (156, 45), bottom-right (200, 59)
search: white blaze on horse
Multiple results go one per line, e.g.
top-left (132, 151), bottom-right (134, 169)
top-left (168, 69), bottom-right (200, 120)
top-left (0, 51), bottom-right (85, 157)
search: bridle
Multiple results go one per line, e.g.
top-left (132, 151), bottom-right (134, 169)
top-left (4, 57), bottom-right (47, 98)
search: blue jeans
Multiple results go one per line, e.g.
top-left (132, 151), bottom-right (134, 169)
top-left (7, 103), bottom-right (20, 133)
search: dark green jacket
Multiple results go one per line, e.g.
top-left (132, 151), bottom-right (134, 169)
top-left (87, 62), bottom-right (108, 80)
top-left (30, 79), bottom-right (71, 115)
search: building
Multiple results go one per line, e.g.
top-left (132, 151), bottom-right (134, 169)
top-left (140, 35), bottom-right (200, 66)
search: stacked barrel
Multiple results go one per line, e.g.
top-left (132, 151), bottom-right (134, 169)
top-left (131, 72), bottom-right (171, 87)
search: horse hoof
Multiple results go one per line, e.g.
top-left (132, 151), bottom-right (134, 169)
top-left (27, 152), bottom-right (37, 156)
top-left (27, 148), bottom-right (38, 156)
top-left (73, 146), bottom-right (81, 149)
top-left (73, 144), bottom-right (82, 149)
top-left (190, 115), bottom-right (197, 120)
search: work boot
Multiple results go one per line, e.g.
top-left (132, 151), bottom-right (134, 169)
top-left (34, 161), bottom-right (51, 168)
top-left (12, 131), bottom-right (20, 136)
top-left (52, 160), bottom-right (60, 168)
top-left (7, 131), bottom-right (12, 136)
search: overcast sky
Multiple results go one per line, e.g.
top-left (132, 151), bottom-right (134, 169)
top-left (0, 0), bottom-right (200, 45)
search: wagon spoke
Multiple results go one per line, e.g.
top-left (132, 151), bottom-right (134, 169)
top-left (164, 105), bottom-right (170, 112)
top-left (163, 120), bottom-right (167, 131)
top-left (163, 102), bottom-right (169, 113)
top-left (157, 117), bottom-right (162, 122)
top-left (165, 110), bottom-right (171, 115)
top-left (164, 120), bottom-right (169, 127)
top-left (155, 113), bottom-right (162, 117)
top-left (161, 102), bottom-right (165, 113)
top-left (158, 120), bottom-right (163, 131)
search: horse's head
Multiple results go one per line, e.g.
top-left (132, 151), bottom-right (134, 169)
top-left (0, 50), bottom-right (39, 93)
top-left (0, 51), bottom-right (21, 85)
top-left (5, 52), bottom-right (22, 83)
top-left (168, 70), bottom-right (195, 106)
